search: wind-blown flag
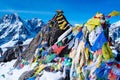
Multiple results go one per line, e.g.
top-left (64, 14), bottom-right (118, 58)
top-left (108, 10), bottom-right (120, 18)
top-left (85, 12), bottom-right (102, 32)
top-left (75, 30), bottom-right (83, 41)
top-left (90, 31), bottom-right (107, 52)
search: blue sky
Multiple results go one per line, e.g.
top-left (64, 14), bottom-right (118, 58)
top-left (0, 0), bottom-right (120, 25)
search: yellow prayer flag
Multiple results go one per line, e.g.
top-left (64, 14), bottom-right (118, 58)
top-left (85, 18), bottom-right (100, 32)
top-left (85, 12), bottom-right (102, 32)
top-left (108, 10), bottom-right (120, 16)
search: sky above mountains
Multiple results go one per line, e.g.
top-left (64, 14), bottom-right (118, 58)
top-left (0, 0), bottom-right (120, 25)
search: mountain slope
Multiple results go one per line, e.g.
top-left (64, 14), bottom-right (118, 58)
top-left (109, 20), bottom-right (120, 42)
top-left (0, 14), bottom-right (45, 48)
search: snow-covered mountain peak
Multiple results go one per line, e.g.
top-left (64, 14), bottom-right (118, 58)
top-left (110, 20), bottom-right (120, 29)
top-left (26, 18), bottom-right (44, 27)
top-left (1, 13), bottom-right (21, 23)
top-left (26, 18), bottom-right (45, 33)
top-left (0, 13), bottom-right (45, 48)
top-left (109, 20), bottom-right (120, 42)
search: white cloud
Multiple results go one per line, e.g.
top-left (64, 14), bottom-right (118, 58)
top-left (0, 9), bottom-right (54, 15)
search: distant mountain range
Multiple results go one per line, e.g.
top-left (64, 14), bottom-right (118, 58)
top-left (0, 13), bottom-right (45, 47)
